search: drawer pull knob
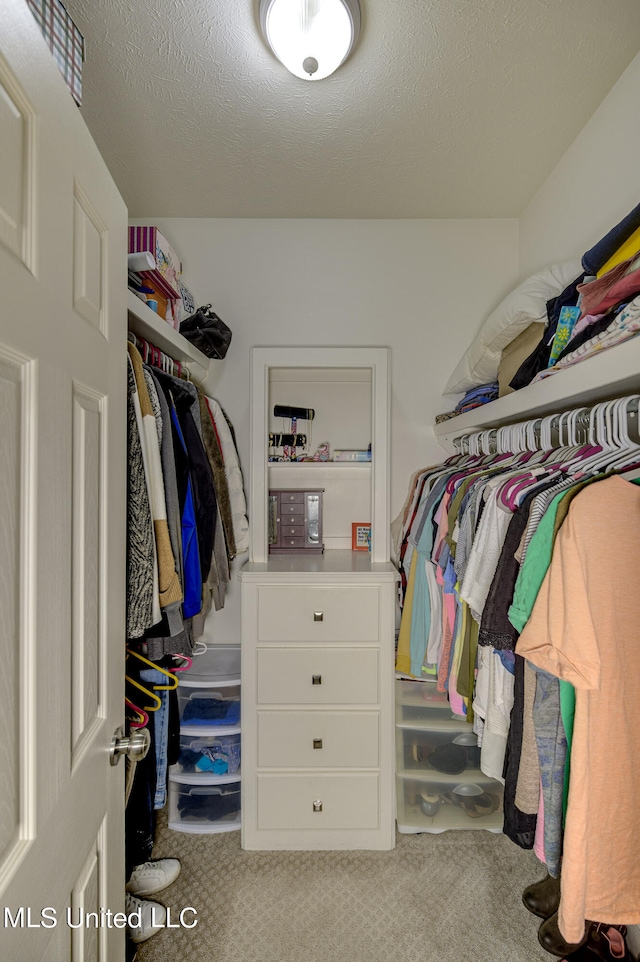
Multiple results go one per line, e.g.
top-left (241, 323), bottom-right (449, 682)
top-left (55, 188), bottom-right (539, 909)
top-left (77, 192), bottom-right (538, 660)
top-left (312, 674), bottom-right (322, 685)
top-left (313, 800), bottom-right (323, 812)
top-left (313, 611), bottom-right (323, 622)
top-left (289, 494), bottom-right (296, 500)
top-left (313, 738), bottom-right (323, 750)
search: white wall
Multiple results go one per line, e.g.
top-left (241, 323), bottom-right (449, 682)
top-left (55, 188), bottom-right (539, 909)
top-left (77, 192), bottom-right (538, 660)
top-left (138, 217), bottom-right (518, 511)
top-left (131, 217), bottom-right (519, 641)
top-left (519, 51), bottom-right (640, 277)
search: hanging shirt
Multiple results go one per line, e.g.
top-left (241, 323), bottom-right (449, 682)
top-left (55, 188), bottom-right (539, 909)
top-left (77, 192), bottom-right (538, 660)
top-left (169, 405), bottom-right (202, 619)
top-left (516, 477), bottom-right (640, 943)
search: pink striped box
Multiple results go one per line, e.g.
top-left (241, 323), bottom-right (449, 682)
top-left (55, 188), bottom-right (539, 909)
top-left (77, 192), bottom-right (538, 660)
top-left (128, 226), bottom-right (182, 301)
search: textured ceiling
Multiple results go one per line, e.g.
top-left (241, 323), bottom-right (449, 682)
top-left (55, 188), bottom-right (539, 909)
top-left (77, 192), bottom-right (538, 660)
top-left (64, 0), bottom-right (640, 219)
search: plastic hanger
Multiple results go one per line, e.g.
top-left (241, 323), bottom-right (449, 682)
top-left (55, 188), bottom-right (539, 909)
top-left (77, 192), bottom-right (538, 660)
top-left (125, 675), bottom-right (162, 711)
top-left (125, 697), bottom-right (149, 729)
top-left (605, 396), bottom-right (640, 475)
top-left (169, 653), bottom-right (193, 672)
top-left (574, 399), bottom-right (623, 475)
top-left (126, 648), bottom-right (179, 690)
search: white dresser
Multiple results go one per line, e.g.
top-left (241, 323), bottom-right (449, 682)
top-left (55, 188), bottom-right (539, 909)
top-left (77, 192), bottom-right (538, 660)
top-left (242, 346), bottom-right (395, 850)
top-left (240, 552), bottom-right (397, 850)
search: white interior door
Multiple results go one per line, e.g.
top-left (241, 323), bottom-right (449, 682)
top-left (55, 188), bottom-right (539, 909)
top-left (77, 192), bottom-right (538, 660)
top-left (0, 4), bottom-right (127, 959)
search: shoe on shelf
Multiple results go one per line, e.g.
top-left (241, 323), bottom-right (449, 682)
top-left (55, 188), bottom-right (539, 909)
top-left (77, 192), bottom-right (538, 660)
top-left (125, 893), bottom-right (166, 944)
top-left (538, 911), bottom-right (589, 957)
top-left (126, 858), bottom-right (181, 897)
top-left (523, 873), bottom-right (561, 919)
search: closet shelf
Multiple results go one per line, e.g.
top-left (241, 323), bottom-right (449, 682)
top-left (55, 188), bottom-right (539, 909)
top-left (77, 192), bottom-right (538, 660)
top-left (396, 767), bottom-right (498, 785)
top-left (168, 767), bottom-right (241, 786)
top-left (396, 796), bottom-right (503, 834)
top-left (127, 290), bottom-right (211, 382)
top-left (268, 462), bottom-right (371, 478)
top-left (395, 711), bottom-right (474, 733)
top-left (435, 335), bottom-right (640, 451)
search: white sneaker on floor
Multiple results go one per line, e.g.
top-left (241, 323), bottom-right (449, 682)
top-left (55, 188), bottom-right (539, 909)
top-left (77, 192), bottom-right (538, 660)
top-left (126, 858), bottom-right (181, 896)
top-left (125, 893), bottom-right (166, 944)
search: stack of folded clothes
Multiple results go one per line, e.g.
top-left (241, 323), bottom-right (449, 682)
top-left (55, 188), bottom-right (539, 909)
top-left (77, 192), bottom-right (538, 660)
top-left (510, 202), bottom-right (640, 390)
top-left (179, 741), bottom-right (241, 775)
top-left (435, 381), bottom-right (499, 423)
top-left (182, 696), bottom-right (240, 726)
top-left (532, 286), bottom-right (640, 385)
top-left (455, 381), bottom-right (499, 414)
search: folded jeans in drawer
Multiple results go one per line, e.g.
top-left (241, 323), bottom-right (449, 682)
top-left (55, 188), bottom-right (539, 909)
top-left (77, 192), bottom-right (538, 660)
top-left (257, 585), bottom-right (380, 642)
top-left (257, 773), bottom-right (379, 830)
top-left (258, 711), bottom-right (380, 768)
top-left (257, 647), bottom-right (378, 704)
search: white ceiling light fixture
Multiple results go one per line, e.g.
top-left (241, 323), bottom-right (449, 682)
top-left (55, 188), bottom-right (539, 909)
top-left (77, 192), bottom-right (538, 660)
top-left (259, 0), bottom-right (361, 81)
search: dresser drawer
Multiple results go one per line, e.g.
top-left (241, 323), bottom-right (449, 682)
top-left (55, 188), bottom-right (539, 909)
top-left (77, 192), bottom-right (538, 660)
top-left (258, 711), bottom-right (380, 768)
top-left (280, 491), bottom-right (305, 504)
top-left (281, 524), bottom-right (304, 538)
top-left (257, 773), bottom-right (379, 830)
top-left (257, 647), bottom-right (378, 704)
top-left (257, 585), bottom-right (379, 642)
top-left (280, 502), bottom-right (305, 516)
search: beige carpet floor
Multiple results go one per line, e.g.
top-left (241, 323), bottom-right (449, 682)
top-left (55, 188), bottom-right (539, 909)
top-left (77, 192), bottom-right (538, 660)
top-left (134, 814), bottom-right (552, 962)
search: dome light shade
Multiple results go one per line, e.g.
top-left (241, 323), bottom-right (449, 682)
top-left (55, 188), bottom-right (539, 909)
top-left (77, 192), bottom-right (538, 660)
top-left (259, 0), bottom-right (361, 81)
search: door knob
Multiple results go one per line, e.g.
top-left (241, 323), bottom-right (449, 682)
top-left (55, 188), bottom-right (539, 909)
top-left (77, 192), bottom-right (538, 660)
top-left (110, 726), bottom-right (150, 766)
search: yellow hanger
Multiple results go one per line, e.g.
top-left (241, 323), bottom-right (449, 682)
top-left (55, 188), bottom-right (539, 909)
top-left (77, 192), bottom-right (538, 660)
top-left (125, 697), bottom-right (149, 729)
top-left (126, 648), bottom-right (179, 690)
top-left (125, 676), bottom-right (162, 711)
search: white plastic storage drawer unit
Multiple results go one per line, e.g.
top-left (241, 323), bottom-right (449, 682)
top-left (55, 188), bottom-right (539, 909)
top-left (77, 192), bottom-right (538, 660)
top-left (178, 685), bottom-right (241, 729)
top-left (168, 776), bottom-right (241, 834)
top-left (175, 731), bottom-right (241, 779)
top-left (395, 678), bottom-right (504, 834)
top-left (169, 645), bottom-right (242, 834)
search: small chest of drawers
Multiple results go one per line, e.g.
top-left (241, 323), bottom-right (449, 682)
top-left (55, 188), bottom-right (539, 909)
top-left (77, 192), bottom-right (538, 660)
top-left (240, 556), bottom-right (398, 851)
top-left (268, 489), bottom-right (324, 554)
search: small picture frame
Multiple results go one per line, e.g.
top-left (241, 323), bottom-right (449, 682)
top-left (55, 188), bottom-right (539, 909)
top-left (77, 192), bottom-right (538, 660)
top-left (352, 522), bottom-right (371, 551)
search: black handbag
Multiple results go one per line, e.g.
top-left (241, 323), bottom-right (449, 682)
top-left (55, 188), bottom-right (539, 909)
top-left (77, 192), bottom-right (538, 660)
top-left (179, 304), bottom-right (232, 359)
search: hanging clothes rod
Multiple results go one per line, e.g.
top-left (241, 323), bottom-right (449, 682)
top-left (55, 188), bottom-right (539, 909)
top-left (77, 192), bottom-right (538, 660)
top-left (127, 331), bottom-right (189, 380)
top-left (451, 394), bottom-right (640, 456)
